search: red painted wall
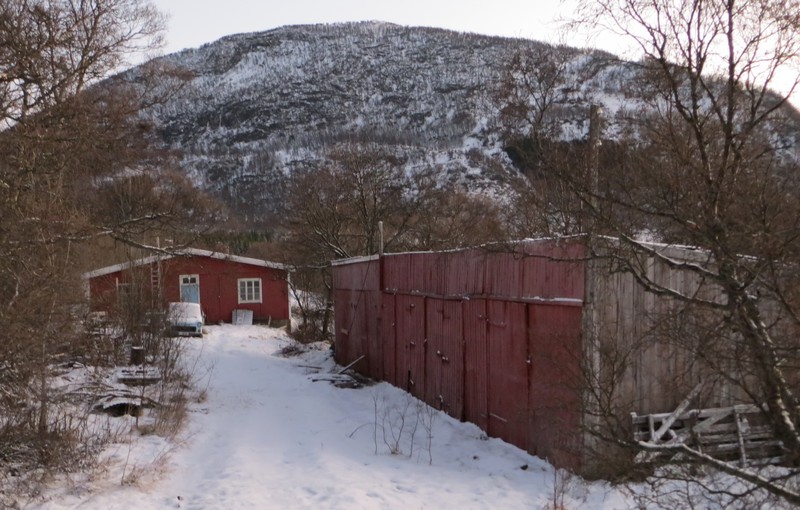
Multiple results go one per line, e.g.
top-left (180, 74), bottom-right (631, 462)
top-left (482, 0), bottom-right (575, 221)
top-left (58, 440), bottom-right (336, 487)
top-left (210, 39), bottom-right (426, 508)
top-left (332, 239), bottom-right (587, 472)
top-left (88, 255), bottom-right (289, 324)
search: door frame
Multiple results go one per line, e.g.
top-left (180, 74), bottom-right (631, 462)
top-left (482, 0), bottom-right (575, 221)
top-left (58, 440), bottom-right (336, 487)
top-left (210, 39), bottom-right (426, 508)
top-left (179, 274), bottom-right (200, 303)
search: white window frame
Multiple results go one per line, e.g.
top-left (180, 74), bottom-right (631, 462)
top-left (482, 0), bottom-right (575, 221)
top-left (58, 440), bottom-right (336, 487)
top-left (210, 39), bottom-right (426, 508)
top-left (180, 274), bottom-right (199, 286)
top-left (238, 278), bottom-right (262, 304)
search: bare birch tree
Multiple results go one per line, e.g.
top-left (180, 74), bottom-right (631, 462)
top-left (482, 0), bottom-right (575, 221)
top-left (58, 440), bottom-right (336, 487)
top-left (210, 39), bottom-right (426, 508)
top-left (545, 0), bottom-right (800, 505)
top-left (282, 141), bottom-right (506, 339)
top-left (0, 0), bottom-right (213, 474)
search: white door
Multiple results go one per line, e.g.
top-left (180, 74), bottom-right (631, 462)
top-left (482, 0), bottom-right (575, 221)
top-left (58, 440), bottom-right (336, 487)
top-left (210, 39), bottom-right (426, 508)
top-left (179, 274), bottom-right (200, 303)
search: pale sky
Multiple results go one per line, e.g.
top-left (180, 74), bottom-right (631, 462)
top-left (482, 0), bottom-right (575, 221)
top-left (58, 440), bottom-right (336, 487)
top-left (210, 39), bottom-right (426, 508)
top-left (150, 0), bottom-right (798, 107)
top-left (151, 0), bottom-right (583, 54)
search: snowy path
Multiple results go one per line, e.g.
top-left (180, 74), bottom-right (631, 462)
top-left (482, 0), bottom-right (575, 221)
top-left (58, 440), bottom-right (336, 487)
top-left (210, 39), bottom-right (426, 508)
top-left (32, 325), bottom-right (627, 509)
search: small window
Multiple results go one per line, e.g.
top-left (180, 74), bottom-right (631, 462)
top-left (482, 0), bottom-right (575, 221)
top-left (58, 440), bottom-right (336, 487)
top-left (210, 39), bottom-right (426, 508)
top-left (181, 275), bottom-right (198, 285)
top-left (238, 278), bottom-right (262, 304)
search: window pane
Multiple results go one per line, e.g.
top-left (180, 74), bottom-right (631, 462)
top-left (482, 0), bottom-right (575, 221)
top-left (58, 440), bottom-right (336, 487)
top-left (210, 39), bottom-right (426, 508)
top-left (238, 279), bottom-right (261, 303)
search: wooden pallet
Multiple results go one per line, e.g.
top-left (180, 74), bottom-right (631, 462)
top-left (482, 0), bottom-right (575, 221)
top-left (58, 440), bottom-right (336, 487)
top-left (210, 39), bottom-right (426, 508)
top-left (632, 404), bottom-right (785, 466)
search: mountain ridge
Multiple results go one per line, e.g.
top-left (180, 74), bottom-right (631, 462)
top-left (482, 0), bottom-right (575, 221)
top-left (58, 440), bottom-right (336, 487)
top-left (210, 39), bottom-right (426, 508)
top-left (130, 22), bottom-right (659, 220)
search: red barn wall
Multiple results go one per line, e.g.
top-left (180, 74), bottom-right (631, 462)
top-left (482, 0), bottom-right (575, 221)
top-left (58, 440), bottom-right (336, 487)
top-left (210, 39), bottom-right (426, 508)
top-left (332, 240), bottom-right (587, 472)
top-left (334, 238), bottom-right (765, 475)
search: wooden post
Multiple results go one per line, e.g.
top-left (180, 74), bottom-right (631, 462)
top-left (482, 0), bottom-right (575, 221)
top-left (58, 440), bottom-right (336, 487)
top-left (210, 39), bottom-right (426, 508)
top-left (130, 346), bottom-right (145, 366)
top-left (582, 104), bottom-right (604, 475)
top-left (378, 220), bottom-right (384, 256)
top-left (587, 104), bottom-right (603, 225)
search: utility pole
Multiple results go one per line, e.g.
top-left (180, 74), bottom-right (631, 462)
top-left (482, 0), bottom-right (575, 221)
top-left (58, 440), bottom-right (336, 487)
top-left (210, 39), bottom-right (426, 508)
top-left (587, 104), bottom-right (603, 220)
top-left (583, 103), bottom-right (603, 469)
top-left (378, 220), bottom-right (384, 256)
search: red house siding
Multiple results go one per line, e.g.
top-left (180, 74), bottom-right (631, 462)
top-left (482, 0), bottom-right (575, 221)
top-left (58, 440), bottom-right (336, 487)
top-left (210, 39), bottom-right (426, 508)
top-left (86, 253), bottom-right (289, 324)
top-left (158, 257), bottom-right (288, 323)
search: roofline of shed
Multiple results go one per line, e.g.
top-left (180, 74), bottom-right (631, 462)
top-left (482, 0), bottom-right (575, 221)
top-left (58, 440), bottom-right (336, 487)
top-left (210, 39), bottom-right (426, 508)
top-left (330, 254), bottom-right (380, 267)
top-left (82, 248), bottom-right (289, 279)
top-left (330, 236), bottom-right (591, 267)
top-left (330, 234), bottom-right (713, 268)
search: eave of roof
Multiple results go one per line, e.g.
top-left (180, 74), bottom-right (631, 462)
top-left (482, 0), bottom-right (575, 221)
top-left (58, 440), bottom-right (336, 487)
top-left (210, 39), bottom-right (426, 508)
top-left (82, 248), bottom-right (288, 279)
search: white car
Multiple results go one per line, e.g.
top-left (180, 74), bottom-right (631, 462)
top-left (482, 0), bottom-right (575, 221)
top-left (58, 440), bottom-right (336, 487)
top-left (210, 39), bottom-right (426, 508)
top-left (167, 302), bottom-right (204, 337)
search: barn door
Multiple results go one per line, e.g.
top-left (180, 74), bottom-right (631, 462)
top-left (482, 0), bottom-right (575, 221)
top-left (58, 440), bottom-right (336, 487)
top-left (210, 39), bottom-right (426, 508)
top-left (424, 298), bottom-right (464, 420)
top-left (395, 294), bottom-right (426, 398)
top-left (179, 274), bottom-right (200, 303)
top-left (464, 299), bottom-right (488, 431)
top-left (486, 300), bottom-right (529, 450)
top-left (528, 304), bottom-right (582, 469)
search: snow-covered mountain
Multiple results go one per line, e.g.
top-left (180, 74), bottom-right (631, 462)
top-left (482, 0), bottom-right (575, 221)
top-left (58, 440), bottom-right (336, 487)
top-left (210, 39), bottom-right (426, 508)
top-left (136, 22), bottom-right (633, 219)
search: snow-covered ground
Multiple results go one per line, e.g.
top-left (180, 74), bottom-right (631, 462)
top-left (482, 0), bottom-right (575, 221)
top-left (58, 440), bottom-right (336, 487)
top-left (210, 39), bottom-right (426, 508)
top-left (29, 325), bottom-right (630, 509)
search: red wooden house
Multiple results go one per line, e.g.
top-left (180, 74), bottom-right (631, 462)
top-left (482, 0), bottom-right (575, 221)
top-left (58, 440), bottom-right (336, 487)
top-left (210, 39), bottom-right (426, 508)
top-left (84, 248), bottom-right (290, 325)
